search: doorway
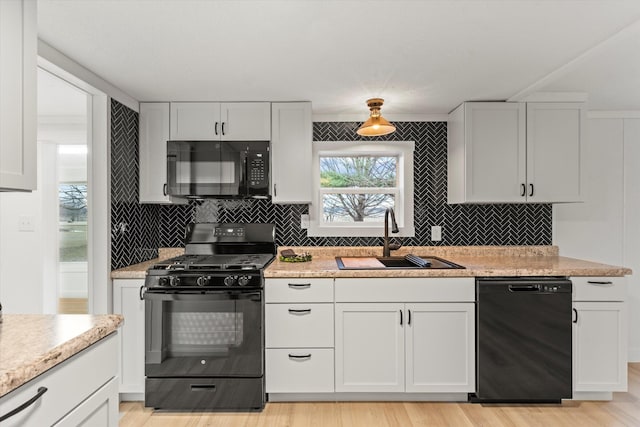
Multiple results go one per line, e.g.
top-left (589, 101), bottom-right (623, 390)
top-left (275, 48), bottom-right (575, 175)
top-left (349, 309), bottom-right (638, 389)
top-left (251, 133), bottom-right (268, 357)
top-left (38, 68), bottom-right (90, 313)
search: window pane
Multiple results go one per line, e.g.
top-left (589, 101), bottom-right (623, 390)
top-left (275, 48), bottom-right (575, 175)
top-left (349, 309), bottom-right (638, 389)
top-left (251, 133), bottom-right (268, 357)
top-left (322, 193), bottom-right (394, 223)
top-left (59, 183), bottom-right (88, 262)
top-left (320, 156), bottom-right (397, 188)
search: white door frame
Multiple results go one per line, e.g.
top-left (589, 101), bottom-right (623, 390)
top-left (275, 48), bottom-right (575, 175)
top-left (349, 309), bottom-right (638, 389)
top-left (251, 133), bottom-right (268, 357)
top-left (38, 40), bottom-right (139, 314)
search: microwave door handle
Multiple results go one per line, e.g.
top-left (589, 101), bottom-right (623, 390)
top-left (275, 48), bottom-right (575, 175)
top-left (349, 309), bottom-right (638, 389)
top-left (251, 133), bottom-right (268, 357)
top-left (242, 154), bottom-right (249, 196)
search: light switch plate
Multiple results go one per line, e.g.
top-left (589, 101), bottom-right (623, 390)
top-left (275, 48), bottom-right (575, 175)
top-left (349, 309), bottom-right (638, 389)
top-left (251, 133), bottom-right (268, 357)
top-left (431, 225), bottom-right (442, 241)
top-left (18, 215), bottom-right (35, 232)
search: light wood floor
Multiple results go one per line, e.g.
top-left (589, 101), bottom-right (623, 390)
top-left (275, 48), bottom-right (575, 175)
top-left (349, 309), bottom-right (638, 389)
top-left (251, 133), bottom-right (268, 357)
top-left (58, 298), bottom-right (88, 314)
top-left (119, 363), bottom-right (640, 426)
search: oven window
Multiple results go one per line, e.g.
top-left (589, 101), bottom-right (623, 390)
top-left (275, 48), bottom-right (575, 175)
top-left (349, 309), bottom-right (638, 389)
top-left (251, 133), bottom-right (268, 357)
top-left (170, 311), bottom-right (244, 349)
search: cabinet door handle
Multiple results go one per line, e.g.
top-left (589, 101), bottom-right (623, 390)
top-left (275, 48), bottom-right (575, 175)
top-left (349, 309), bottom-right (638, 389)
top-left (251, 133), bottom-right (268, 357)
top-left (139, 286), bottom-right (147, 301)
top-left (214, 122), bottom-right (218, 135)
top-left (0, 387), bottom-right (48, 422)
top-left (274, 183), bottom-right (277, 197)
top-left (529, 183), bottom-right (534, 197)
top-left (222, 122), bottom-right (226, 135)
top-left (587, 281), bottom-right (613, 285)
top-left (572, 308), bottom-right (578, 324)
top-left (163, 183), bottom-right (168, 196)
top-left (288, 308), bottom-right (311, 314)
top-left (408, 309), bottom-right (411, 326)
top-left (400, 310), bottom-right (403, 326)
top-left (288, 283), bottom-right (311, 289)
top-left (520, 183), bottom-right (526, 197)
top-left (288, 353), bottom-right (312, 359)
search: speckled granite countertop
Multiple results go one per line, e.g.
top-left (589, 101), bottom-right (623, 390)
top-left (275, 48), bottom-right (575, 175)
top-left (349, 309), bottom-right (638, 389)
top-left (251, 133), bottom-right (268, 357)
top-left (110, 247), bottom-right (184, 279)
top-left (111, 246), bottom-right (632, 279)
top-left (0, 314), bottom-right (123, 397)
top-left (265, 246), bottom-right (632, 278)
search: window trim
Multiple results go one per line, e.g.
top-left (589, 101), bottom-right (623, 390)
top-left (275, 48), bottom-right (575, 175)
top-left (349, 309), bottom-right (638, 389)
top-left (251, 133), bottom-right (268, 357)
top-left (308, 141), bottom-right (415, 237)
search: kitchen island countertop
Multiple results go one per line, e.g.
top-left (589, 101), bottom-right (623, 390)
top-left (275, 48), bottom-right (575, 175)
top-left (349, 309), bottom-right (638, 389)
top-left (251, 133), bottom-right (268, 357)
top-left (0, 314), bottom-right (123, 397)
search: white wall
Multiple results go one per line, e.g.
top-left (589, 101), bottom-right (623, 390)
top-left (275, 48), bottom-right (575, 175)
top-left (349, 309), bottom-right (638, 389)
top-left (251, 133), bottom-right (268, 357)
top-left (623, 119), bottom-right (640, 362)
top-left (0, 147), bottom-right (46, 314)
top-left (554, 116), bottom-right (640, 361)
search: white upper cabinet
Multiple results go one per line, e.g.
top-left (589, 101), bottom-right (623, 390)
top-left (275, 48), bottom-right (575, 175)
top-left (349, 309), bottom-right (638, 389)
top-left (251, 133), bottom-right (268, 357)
top-left (448, 101), bottom-right (584, 204)
top-left (170, 102), bottom-right (270, 141)
top-left (0, 0), bottom-right (36, 191)
top-left (271, 102), bottom-right (312, 204)
top-left (448, 102), bottom-right (525, 203)
top-left (138, 102), bottom-right (185, 204)
top-left (526, 103), bottom-right (584, 203)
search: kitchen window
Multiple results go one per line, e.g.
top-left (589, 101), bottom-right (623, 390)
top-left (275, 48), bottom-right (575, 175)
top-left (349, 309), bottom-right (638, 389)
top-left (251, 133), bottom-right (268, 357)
top-left (308, 141), bottom-right (415, 237)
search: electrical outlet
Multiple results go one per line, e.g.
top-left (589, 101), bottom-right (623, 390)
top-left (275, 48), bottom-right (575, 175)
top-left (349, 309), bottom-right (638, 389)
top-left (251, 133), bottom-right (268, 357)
top-left (300, 214), bottom-right (310, 229)
top-left (431, 225), bottom-right (442, 241)
top-left (18, 215), bottom-right (35, 232)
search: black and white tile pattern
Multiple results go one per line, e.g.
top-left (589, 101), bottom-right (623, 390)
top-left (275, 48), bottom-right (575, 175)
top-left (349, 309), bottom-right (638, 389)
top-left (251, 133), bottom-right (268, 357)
top-left (111, 117), bottom-right (552, 267)
top-left (110, 100), bottom-right (160, 269)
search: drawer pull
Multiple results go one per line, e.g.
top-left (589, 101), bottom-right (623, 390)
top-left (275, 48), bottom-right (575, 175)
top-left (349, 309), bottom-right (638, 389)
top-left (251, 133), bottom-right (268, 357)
top-left (288, 353), bottom-right (312, 359)
top-left (0, 387), bottom-right (48, 422)
top-left (288, 283), bottom-right (311, 289)
top-left (587, 281), bottom-right (613, 285)
top-left (191, 384), bottom-right (217, 392)
top-left (573, 308), bottom-right (578, 324)
top-left (288, 308), bottom-right (312, 314)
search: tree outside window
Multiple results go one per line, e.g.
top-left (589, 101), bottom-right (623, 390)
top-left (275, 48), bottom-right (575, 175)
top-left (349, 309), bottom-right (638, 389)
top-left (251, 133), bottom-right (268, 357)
top-left (320, 156), bottom-right (398, 223)
top-left (59, 183), bottom-right (87, 262)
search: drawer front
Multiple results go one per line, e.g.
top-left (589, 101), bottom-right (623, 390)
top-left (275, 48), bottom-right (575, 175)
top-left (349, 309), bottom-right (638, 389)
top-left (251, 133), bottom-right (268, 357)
top-left (266, 303), bottom-right (334, 348)
top-left (572, 277), bottom-right (626, 301)
top-left (335, 277), bottom-right (475, 302)
top-left (265, 278), bottom-right (333, 303)
top-left (0, 333), bottom-right (118, 427)
top-left (266, 349), bottom-right (334, 393)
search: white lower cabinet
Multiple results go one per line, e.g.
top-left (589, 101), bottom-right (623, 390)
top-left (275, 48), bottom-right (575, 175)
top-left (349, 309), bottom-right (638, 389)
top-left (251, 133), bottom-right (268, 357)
top-left (0, 333), bottom-right (119, 427)
top-left (335, 303), bottom-right (405, 392)
top-left (572, 277), bottom-right (628, 398)
top-left (113, 279), bottom-right (146, 399)
top-left (334, 302), bottom-right (475, 393)
top-left (572, 277), bottom-right (628, 396)
top-left (265, 278), bottom-right (335, 395)
top-left (405, 303), bottom-right (475, 392)
top-left (266, 349), bottom-right (334, 393)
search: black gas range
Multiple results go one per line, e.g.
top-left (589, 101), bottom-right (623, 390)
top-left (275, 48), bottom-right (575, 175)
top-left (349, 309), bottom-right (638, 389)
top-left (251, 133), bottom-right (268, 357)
top-left (142, 223), bottom-right (276, 412)
top-left (144, 223), bottom-right (276, 291)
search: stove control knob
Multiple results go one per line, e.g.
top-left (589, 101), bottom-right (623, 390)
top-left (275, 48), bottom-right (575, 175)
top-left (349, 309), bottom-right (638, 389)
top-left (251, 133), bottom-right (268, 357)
top-left (169, 277), bottom-right (180, 287)
top-left (196, 276), bottom-right (210, 287)
top-left (237, 276), bottom-right (251, 287)
top-left (223, 276), bottom-right (237, 287)
top-left (158, 277), bottom-right (170, 287)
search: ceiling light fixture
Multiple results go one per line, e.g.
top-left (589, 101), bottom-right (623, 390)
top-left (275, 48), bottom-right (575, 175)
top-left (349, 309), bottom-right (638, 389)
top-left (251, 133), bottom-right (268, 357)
top-left (356, 98), bottom-right (396, 137)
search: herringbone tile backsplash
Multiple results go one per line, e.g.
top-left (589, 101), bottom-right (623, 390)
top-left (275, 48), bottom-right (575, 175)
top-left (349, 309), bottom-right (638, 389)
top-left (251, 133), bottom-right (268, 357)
top-left (111, 107), bottom-right (552, 268)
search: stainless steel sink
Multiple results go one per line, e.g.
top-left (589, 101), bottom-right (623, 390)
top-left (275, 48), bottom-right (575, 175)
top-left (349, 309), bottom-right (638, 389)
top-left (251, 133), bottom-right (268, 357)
top-left (335, 255), bottom-right (465, 270)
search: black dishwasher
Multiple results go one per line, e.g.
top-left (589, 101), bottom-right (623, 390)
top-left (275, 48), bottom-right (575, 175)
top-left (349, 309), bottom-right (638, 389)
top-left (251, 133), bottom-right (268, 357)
top-left (473, 277), bottom-right (572, 403)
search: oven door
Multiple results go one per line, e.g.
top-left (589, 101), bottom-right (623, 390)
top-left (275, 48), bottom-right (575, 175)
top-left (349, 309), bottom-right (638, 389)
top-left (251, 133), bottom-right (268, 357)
top-left (144, 290), bottom-right (263, 378)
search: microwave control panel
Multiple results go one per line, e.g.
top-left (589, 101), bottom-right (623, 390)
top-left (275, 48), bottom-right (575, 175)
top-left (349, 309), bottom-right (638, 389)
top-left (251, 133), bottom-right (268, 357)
top-left (248, 153), bottom-right (268, 188)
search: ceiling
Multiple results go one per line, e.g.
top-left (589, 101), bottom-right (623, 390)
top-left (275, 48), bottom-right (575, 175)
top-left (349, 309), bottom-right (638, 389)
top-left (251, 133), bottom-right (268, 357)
top-left (37, 0), bottom-right (640, 119)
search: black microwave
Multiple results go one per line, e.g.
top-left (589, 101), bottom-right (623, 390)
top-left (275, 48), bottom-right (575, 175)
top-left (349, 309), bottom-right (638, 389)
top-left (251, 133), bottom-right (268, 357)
top-left (166, 140), bottom-right (270, 199)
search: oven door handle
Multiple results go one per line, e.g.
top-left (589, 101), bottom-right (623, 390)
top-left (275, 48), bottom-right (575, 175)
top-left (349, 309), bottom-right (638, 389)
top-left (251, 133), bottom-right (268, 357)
top-left (143, 290), bottom-right (262, 301)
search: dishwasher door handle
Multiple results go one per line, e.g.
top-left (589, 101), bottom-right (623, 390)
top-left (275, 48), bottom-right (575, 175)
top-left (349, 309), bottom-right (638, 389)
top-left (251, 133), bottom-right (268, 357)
top-left (508, 284), bottom-right (540, 292)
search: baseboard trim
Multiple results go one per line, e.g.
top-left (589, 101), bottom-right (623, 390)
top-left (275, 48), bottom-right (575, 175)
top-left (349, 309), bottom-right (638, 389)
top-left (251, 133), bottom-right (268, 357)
top-left (571, 391), bottom-right (613, 401)
top-left (267, 392), bottom-right (468, 402)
